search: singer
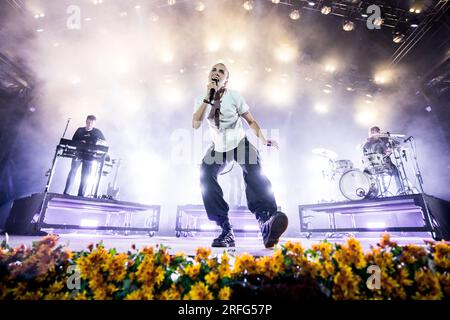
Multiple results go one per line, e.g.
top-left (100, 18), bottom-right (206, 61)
top-left (192, 63), bottom-right (288, 248)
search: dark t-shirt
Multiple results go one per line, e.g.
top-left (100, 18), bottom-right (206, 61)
top-left (72, 127), bottom-right (106, 160)
top-left (362, 137), bottom-right (391, 155)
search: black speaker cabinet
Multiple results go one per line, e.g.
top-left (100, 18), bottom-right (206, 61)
top-left (5, 193), bottom-right (45, 235)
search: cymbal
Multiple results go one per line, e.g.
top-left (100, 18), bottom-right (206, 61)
top-left (312, 148), bottom-right (338, 159)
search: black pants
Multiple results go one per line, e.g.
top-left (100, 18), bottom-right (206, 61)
top-left (64, 158), bottom-right (94, 197)
top-left (200, 138), bottom-right (277, 225)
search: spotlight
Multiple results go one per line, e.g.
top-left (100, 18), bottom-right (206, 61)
top-left (195, 1), bottom-right (206, 12)
top-left (308, 1), bottom-right (316, 6)
top-left (314, 103), bottom-right (328, 114)
top-left (343, 20), bottom-right (354, 32)
top-left (373, 16), bottom-right (384, 27)
top-left (393, 31), bottom-right (405, 43)
top-left (275, 44), bottom-right (297, 62)
top-left (243, 0), bottom-right (254, 11)
top-left (271, 0), bottom-right (280, 3)
top-left (150, 13), bottom-right (159, 22)
top-left (230, 38), bottom-right (246, 51)
top-left (374, 69), bottom-right (393, 84)
top-left (409, 17), bottom-right (419, 28)
top-left (289, 9), bottom-right (301, 20)
top-left (207, 39), bottom-right (221, 52)
top-left (168, 0), bottom-right (176, 5)
top-left (325, 64), bottom-right (336, 73)
top-left (355, 109), bottom-right (378, 126)
top-left (321, 6), bottom-right (332, 15)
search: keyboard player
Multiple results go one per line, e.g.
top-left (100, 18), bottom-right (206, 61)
top-left (63, 115), bottom-right (106, 197)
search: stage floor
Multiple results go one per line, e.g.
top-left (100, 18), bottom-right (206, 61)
top-left (2, 232), bottom-right (434, 256)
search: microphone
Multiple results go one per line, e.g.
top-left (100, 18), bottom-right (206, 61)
top-left (209, 79), bottom-right (218, 103)
top-left (404, 136), bottom-right (413, 143)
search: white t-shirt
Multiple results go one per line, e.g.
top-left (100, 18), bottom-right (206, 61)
top-left (195, 89), bottom-right (250, 152)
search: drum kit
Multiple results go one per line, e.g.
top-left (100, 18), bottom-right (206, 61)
top-left (312, 133), bottom-right (424, 202)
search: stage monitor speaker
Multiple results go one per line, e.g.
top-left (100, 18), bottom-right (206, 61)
top-left (4, 193), bottom-right (44, 235)
top-left (424, 194), bottom-right (450, 241)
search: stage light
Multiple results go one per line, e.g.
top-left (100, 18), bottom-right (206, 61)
top-left (393, 31), bottom-right (405, 43)
top-left (207, 39), bottom-right (221, 52)
top-left (321, 6), bottom-right (332, 15)
top-left (243, 0), bottom-right (254, 11)
top-left (119, 11), bottom-right (127, 17)
top-left (343, 20), bottom-right (355, 31)
top-left (314, 103), bottom-right (329, 114)
top-left (84, 17), bottom-right (92, 21)
top-left (168, 0), bottom-right (176, 5)
top-left (230, 38), bottom-right (246, 51)
top-left (325, 63), bottom-right (336, 73)
top-left (373, 16), bottom-right (384, 27)
top-left (150, 13), bottom-right (159, 22)
top-left (80, 219), bottom-right (99, 227)
top-left (320, 0), bottom-right (332, 15)
top-left (34, 12), bottom-right (45, 19)
top-left (289, 9), bottom-right (301, 20)
top-left (355, 108), bottom-right (378, 126)
top-left (162, 52), bottom-right (174, 63)
top-left (409, 17), bottom-right (419, 28)
top-left (195, 1), bottom-right (206, 12)
top-left (308, 2), bottom-right (316, 6)
top-left (323, 88), bottom-right (332, 94)
top-left (374, 70), bottom-right (392, 85)
top-left (367, 222), bottom-right (386, 229)
top-left (36, 28), bottom-right (44, 33)
top-left (92, 0), bottom-right (103, 5)
top-left (275, 44), bottom-right (297, 62)
top-left (271, 0), bottom-right (280, 3)
top-left (134, 5), bottom-right (141, 9)
top-left (265, 67), bottom-right (272, 73)
top-left (346, 87), bottom-right (355, 91)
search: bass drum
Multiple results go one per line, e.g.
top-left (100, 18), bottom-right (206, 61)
top-left (339, 169), bottom-right (378, 200)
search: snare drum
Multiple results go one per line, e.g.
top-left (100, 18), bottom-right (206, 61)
top-left (339, 169), bottom-right (378, 200)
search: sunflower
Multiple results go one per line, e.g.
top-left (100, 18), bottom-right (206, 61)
top-left (184, 282), bottom-right (213, 300)
top-left (218, 286), bottom-right (232, 300)
top-left (205, 271), bottom-right (219, 286)
top-left (195, 247), bottom-right (212, 262)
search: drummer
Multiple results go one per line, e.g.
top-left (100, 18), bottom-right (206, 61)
top-left (362, 126), bottom-right (403, 194)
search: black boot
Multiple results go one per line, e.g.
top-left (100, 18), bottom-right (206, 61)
top-left (257, 211), bottom-right (288, 248)
top-left (212, 221), bottom-right (235, 247)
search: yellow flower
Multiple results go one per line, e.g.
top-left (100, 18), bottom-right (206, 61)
top-left (184, 263), bottom-right (201, 279)
top-left (380, 232), bottom-right (397, 248)
top-left (158, 284), bottom-right (182, 300)
top-left (218, 286), bottom-right (232, 300)
top-left (413, 269), bottom-right (443, 300)
top-left (218, 252), bottom-right (232, 278)
top-left (399, 245), bottom-right (426, 265)
top-left (184, 282), bottom-right (213, 300)
top-left (434, 241), bottom-right (450, 270)
top-left (107, 253), bottom-right (128, 282)
top-left (232, 252), bottom-right (256, 275)
top-left (437, 272), bottom-right (450, 297)
top-left (312, 241), bottom-right (334, 260)
top-left (205, 272), bottom-right (219, 286)
top-left (47, 281), bottom-right (65, 294)
top-left (332, 265), bottom-right (361, 300)
top-left (195, 247), bottom-right (212, 262)
top-left (125, 289), bottom-right (143, 300)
